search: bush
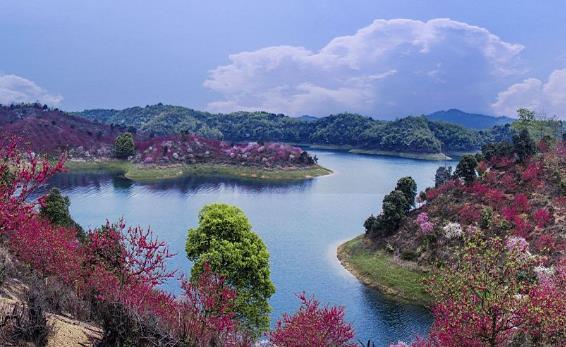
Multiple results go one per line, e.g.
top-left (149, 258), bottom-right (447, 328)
top-left (114, 132), bottom-right (135, 159)
top-left (0, 288), bottom-right (52, 346)
top-left (400, 250), bottom-right (418, 261)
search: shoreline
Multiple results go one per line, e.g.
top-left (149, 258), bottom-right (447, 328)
top-left (64, 160), bottom-right (333, 182)
top-left (337, 235), bottom-right (431, 306)
top-left (292, 144), bottom-right (452, 161)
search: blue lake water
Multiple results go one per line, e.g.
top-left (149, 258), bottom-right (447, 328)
top-left (48, 150), bottom-right (454, 345)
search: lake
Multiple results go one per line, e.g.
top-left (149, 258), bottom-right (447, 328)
top-left (48, 150), bottom-right (455, 345)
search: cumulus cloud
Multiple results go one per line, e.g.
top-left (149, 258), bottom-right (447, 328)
top-left (0, 74), bottom-right (62, 106)
top-left (204, 18), bottom-right (524, 117)
top-left (492, 68), bottom-right (566, 119)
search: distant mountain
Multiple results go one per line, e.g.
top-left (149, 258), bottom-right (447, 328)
top-left (296, 115), bottom-right (319, 122)
top-left (426, 109), bottom-right (514, 130)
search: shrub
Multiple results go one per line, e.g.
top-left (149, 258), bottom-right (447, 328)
top-left (479, 207), bottom-right (494, 229)
top-left (268, 293), bottom-right (355, 347)
top-left (114, 132), bottom-right (135, 159)
top-left (442, 222), bottom-right (462, 239)
top-left (400, 250), bottom-right (418, 261)
top-left (416, 212), bottom-right (434, 235)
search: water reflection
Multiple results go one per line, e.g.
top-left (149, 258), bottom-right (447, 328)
top-left (49, 171), bottom-right (314, 195)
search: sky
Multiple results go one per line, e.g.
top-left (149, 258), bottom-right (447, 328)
top-left (1, 0), bottom-right (566, 119)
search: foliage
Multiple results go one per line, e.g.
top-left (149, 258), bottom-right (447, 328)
top-left (366, 190), bottom-right (410, 238)
top-left (395, 176), bottom-right (417, 207)
top-left (114, 132), bottom-right (135, 159)
top-left (268, 293), bottom-right (356, 347)
top-left (512, 129), bottom-right (537, 163)
top-left (416, 212), bottom-right (434, 235)
top-left (186, 203), bottom-right (275, 337)
top-left (454, 154), bottom-right (478, 184)
top-left (434, 166), bottom-right (452, 187)
top-left (0, 141), bottom-right (251, 345)
top-left (39, 187), bottom-right (84, 240)
top-left (78, 104), bottom-right (515, 154)
top-left (425, 233), bottom-right (565, 346)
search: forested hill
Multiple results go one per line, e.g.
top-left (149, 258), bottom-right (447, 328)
top-left (76, 105), bottom-right (515, 155)
top-left (426, 109), bottom-right (515, 129)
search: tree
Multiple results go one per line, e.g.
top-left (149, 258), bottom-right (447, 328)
top-left (39, 188), bottom-right (84, 239)
top-left (185, 204), bottom-right (275, 337)
top-left (517, 108), bottom-right (536, 124)
top-left (395, 176), bottom-right (417, 206)
top-left (512, 128), bottom-right (537, 163)
top-left (114, 132), bottom-right (135, 159)
top-left (454, 154), bottom-right (477, 184)
top-left (368, 190), bottom-right (410, 238)
top-left (434, 166), bottom-right (452, 187)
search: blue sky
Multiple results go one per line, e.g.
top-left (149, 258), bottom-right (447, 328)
top-left (1, 0), bottom-right (565, 119)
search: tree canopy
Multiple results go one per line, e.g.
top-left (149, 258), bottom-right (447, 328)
top-left (185, 204), bottom-right (275, 337)
top-left (114, 132), bottom-right (135, 159)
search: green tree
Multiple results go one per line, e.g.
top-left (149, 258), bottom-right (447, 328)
top-left (434, 166), bottom-right (452, 187)
top-left (186, 204), bottom-right (275, 337)
top-left (512, 128), bottom-right (537, 163)
top-left (368, 190), bottom-right (410, 238)
top-left (40, 188), bottom-right (85, 239)
top-left (454, 155), bottom-right (478, 184)
top-left (114, 132), bottom-right (135, 159)
top-left (395, 176), bottom-right (417, 207)
top-left (517, 108), bottom-right (535, 123)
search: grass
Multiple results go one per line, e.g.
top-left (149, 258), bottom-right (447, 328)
top-left (337, 235), bottom-right (431, 305)
top-left (64, 160), bottom-right (332, 182)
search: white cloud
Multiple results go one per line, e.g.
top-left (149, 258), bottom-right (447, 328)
top-left (492, 68), bottom-right (566, 119)
top-left (204, 18), bottom-right (524, 117)
top-left (0, 74), bottom-right (62, 106)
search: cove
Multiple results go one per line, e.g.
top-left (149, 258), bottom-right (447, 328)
top-left (47, 150), bottom-right (456, 345)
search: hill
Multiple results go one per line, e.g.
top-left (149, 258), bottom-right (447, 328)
top-left (0, 103), bottom-right (123, 153)
top-left (0, 104), bottom-right (328, 181)
top-left (426, 109), bottom-right (514, 129)
top-left (339, 135), bottom-right (566, 344)
top-left (77, 104), bottom-right (516, 157)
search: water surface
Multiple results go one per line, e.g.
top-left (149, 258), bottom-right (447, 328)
top-left (49, 150), bottom-right (454, 345)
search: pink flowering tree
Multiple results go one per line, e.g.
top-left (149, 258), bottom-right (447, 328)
top-left (268, 293), bottom-right (356, 347)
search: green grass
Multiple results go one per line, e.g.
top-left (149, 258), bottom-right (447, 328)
top-left (64, 160), bottom-right (332, 182)
top-left (338, 235), bottom-right (431, 305)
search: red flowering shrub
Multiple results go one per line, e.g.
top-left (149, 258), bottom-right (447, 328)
top-left (425, 180), bottom-right (461, 201)
top-left (269, 293), bottom-right (355, 347)
top-left (458, 204), bottom-right (481, 225)
top-left (534, 208), bottom-right (552, 228)
top-left (513, 193), bottom-right (530, 212)
top-left (500, 173), bottom-right (517, 191)
top-left (521, 162), bottom-right (541, 182)
top-left (512, 215), bottom-right (532, 238)
top-left (425, 234), bottom-right (563, 346)
top-left (176, 264), bottom-right (243, 345)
